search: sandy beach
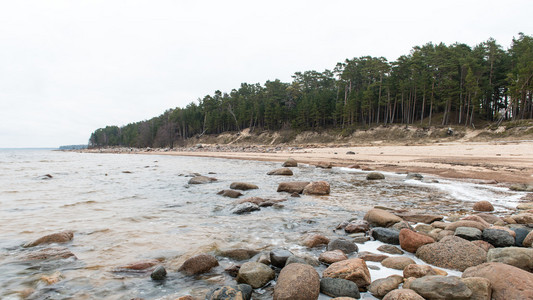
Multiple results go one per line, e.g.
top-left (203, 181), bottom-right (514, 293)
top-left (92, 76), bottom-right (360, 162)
top-left (152, 140), bottom-right (533, 184)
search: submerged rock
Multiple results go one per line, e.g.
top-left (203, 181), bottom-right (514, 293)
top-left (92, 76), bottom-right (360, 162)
top-left (23, 231), bottom-right (74, 247)
top-left (24, 247), bottom-right (76, 260)
top-left (236, 262), bottom-right (275, 288)
top-left (274, 263), bottom-right (320, 300)
top-left (267, 168), bottom-right (293, 176)
top-left (188, 176), bottom-right (217, 184)
top-left (217, 248), bottom-right (260, 261)
top-left (206, 284), bottom-right (252, 300)
top-left (232, 203), bottom-right (260, 215)
top-left (150, 266), bottom-right (167, 280)
top-left (230, 182), bottom-right (258, 191)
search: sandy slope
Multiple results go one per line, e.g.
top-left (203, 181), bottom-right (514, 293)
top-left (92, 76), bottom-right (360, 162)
top-left (155, 140), bottom-right (533, 184)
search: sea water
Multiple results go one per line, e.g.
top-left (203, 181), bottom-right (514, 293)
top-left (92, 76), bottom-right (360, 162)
top-left (0, 149), bottom-right (523, 299)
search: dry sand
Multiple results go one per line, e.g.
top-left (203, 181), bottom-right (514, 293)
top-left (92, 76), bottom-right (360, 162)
top-left (155, 140), bottom-right (533, 184)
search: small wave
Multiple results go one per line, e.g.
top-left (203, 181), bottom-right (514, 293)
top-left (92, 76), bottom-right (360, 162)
top-left (61, 200), bottom-right (98, 208)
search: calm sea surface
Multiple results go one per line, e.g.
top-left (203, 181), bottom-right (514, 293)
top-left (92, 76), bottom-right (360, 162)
top-left (0, 149), bottom-right (523, 299)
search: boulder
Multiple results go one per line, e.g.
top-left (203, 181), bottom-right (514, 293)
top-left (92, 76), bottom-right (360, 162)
top-left (368, 275), bottom-right (403, 298)
top-left (462, 262), bottom-right (533, 300)
top-left (217, 190), bottom-right (243, 198)
top-left (322, 258), bottom-right (371, 291)
top-left (319, 250), bottom-right (348, 264)
top-left (383, 289), bottom-right (424, 300)
top-left (277, 181), bottom-right (311, 194)
top-left (267, 168), bottom-right (293, 176)
top-left (381, 256), bottom-right (416, 270)
top-left (282, 158), bottom-right (298, 167)
top-left (473, 213), bottom-right (501, 224)
top-left (403, 264), bottom-right (438, 278)
top-left (236, 262), bottom-right (275, 288)
top-left (523, 230), bottom-right (533, 247)
top-left (473, 201), bottom-right (494, 212)
top-left (371, 227), bottom-right (400, 245)
top-left (303, 181), bottom-right (330, 195)
top-left (409, 275), bottom-right (472, 300)
top-left (273, 263), bottom-right (320, 300)
top-left (178, 254), bottom-right (219, 275)
top-left (23, 231), bottom-right (74, 247)
top-left (415, 236), bottom-right (487, 271)
top-left (460, 277), bottom-right (491, 300)
top-left (364, 209), bottom-right (403, 227)
top-left (366, 172), bottom-right (385, 180)
top-left (445, 221), bottom-right (488, 231)
top-left (482, 229), bottom-right (515, 247)
top-left (510, 213), bottom-right (533, 224)
top-left (285, 255), bottom-right (319, 267)
top-left (327, 238), bottom-right (358, 254)
top-left (150, 266), bottom-right (167, 280)
top-left (406, 173), bottom-right (424, 180)
top-left (394, 213), bottom-right (443, 224)
top-left (320, 277), bottom-right (360, 299)
top-left (399, 229), bottom-right (435, 253)
top-left (303, 234), bottom-right (330, 248)
top-left (344, 220), bottom-right (370, 234)
top-left (454, 227), bottom-right (482, 241)
top-left (487, 247), bottom-right (533, 271)
top-left (377, 245), bottom-right (403, 255)
top-left (188, 176), bottom-right (217, 184)
top-left (316, 161), bottom-right (332, 169)
top-left (357, 251), bottom-right (389, 262)
top-left (230, 182), bottom-right (258, 191)
top-left (23, 247), bottom-right (76, 260)
top-left (232, 203), bottom-right (260, 215)
top-left (511, 227), bottom-right (531, 247)
top-left (270, 249), bottom-right (293, 268)
top-left (206, 284), bottom-right (252, 300)
top-left (217, 248), bottom-right (260, 261)
top-left (517, 202), bottom-right (533, 210)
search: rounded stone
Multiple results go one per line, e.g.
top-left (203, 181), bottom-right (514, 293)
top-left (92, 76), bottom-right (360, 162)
top-left (366, 172), bottom-right (385, 180)
top-left (322, 258), bottom-right (371, 291)
top-left (367, 275), bottom-right (403, 298)
top-left (473, 201), bottom-right (494, 212)
top-left (270, 249), bottom-right (293, 268)
top-left (178, 254), bottom-right (219, 275)
top-left (320, 277), bottom-right (360, 299)
top-left (327, 238), bottom-right (358, 254)
top-left (319, 250), bottom-right (348, 264)
top-left (371, 227), bottom-right (400, 245)
top-left (381, 256), bottom-right (416, 270)
top-left (273, 263), bottom-right (320, 300)
top-left (383, 289), bottom-right (424, 300)
top-left (236, 262), bottom-right (275, 288)
top-left (399, 229), bottom-right (435, 253)
top-left (150, 266), bottom-right (167, 280)
top-left (482, 229), bottom-right (515, 247)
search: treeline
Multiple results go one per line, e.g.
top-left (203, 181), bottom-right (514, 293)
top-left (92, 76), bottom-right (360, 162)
top-left (89, 33), bottom-right (533, 148)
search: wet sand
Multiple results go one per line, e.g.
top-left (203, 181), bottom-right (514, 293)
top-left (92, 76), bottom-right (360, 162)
top-left (153, 141), bottom-right (533, 184)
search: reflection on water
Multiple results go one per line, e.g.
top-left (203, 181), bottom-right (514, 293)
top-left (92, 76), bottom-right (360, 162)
top-left (0, 149), bottom-right (521, 299)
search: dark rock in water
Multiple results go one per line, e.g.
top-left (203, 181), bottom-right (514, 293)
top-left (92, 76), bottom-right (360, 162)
top-left (217, 248), bottom-right (260, 261)
top-left (377, 245), bottom-right (403, 255)
top-left (511, 227), bottom-right (532, 247)
top-left (410, 275), bottom-right (472, 300)
top-left (327, 238), bottom-right (358, 254)
top-left (232, 203), bottom-right (260, 215)
top-left (230, 182), bottom-right (258, 190)
top-left (274, 263), bottom-right (320, 300)
top-left (482, 229), bottom-right (515, 247)
top-left (346, 151), bottom-right (356, 155)
top-left (415, 236), bottom-right (487, 271)
top-left (236, 262), bottom-right (275, 288)
top-left (282, 158), bottom-right (298, 167)
top-left (206, 284), bottom-right (252, 300)
top-left (487, 247), bottom-right (533, 271)
top-left (320, 277), bottom-right (360, 299)
top-left (366, 172), bottom-right (385, 180)
top-left (405, 173), bottom-right (423, 180)
top-left (368, 275), bottom-right (404, 298)
top-left (290, 192), bottom-right (300, 197)
top-left (303, 181), bottom-right (330, 195)
top-left (455, 227), bottom-right (482, 241)
top-left (371, 228), bottom-right (400, 245)
top-left (116, 259), bottom-right (160, 272)
top-left (267, 168), bottom-right (293, 176)
top-left (462, 262), bottom-right (533, 300)
top-left (41, 174), bottom-right (53, 179)
top-left (234, 197), bottom-right (286, 207)
top-left (23, 231), bottom-right (74, 247)
top-left (150, 266), bottom-right (167, 280)
top-left (217, 190), bottom-right (243, 198)
top-left (24, 247), bottom-right (76, 260)
top-left (510, 183), bottom-right (533, 192)
top-left (178, 254), bottom-right (219, 275)
top-left (224, 265), bottom-right (240, 277)
top-left (270, 249), bottom-right (293, 268)
top-left (188, 176), bottom-right (217, 184)
top-left (277, 181), bottom-right (310, 194)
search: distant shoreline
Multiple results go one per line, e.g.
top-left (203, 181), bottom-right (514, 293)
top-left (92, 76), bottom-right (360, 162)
top-left (79, 140), bottom-right (533, 185)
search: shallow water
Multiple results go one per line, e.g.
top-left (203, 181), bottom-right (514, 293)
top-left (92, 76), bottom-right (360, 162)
top-left (0, 149), bottom-right (523, 299)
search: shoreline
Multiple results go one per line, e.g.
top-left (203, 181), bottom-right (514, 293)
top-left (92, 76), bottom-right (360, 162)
top-left (83, 140), bottom-right (533, 185)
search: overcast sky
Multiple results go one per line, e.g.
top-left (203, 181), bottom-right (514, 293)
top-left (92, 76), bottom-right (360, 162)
top-left (0, 0), bottom-right (531, 148)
